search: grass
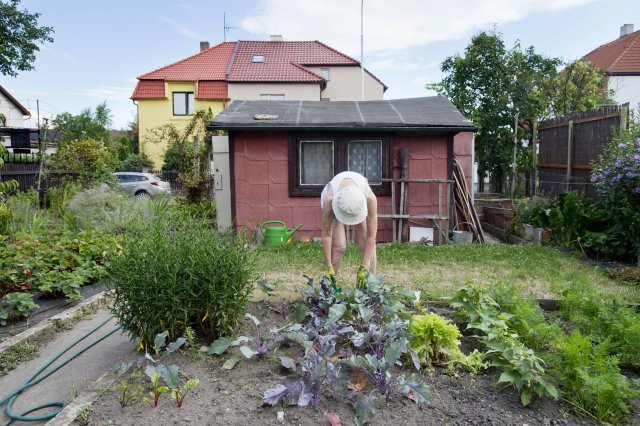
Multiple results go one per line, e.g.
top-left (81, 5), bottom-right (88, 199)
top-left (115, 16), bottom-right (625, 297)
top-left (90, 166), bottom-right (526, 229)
top-left (254, 242), bottom-right (640, 303)
top-left (0, 341), bottom-right (39, 376)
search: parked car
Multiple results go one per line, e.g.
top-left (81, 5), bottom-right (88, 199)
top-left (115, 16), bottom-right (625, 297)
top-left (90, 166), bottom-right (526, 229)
top-left (112, 172), bottom-right (171, 198)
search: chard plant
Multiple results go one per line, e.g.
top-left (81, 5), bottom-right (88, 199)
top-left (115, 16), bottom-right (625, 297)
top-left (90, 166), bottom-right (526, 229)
top-left (114, 380), bottom-right (137, 408)
top-left (171, 378), bottom-right (200, 408)
top-left (144, 369), bottom-right (169, 408)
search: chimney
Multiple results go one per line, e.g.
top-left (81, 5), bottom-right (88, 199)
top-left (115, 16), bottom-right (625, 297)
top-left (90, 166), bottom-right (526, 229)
top-left (200, 41), bottom-right (210, 52)
top-left (270, 35), bottom-right (283, 42)
top-left (620, 24), bottom-right (634, 38)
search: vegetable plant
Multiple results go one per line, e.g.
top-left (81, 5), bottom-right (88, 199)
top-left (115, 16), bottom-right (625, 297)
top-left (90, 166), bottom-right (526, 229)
top-left (144, 369), bottom-right (169, 408)
top-left (408, 312), bottom-right (470, 371)
top-left (171, 378), bottom-right (200, 408)
top-left (0, 292), bottom-right (38, 325)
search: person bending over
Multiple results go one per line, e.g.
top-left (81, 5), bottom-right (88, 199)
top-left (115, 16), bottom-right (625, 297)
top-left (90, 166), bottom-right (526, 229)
top-left (321, 171), bottom-right (377, 289)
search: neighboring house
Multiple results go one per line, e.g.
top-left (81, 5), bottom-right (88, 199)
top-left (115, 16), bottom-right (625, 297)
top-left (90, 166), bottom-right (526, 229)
top-left (208, 96), bottom-right (476, 244)
top-left (0, 85), bottom-right (33, 152)
top-left (131, 37), bottom-right (387, 168)
top-left (584, 24), bottom-right (640, 109)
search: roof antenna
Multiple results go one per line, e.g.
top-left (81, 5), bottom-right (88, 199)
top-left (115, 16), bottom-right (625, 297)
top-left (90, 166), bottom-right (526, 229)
top-left (223, 13), bottom-right (237, 42)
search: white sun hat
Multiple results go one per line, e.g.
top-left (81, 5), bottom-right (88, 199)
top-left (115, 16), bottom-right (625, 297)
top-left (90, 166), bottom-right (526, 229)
top-left (332, 185), bottom-right (368, 226)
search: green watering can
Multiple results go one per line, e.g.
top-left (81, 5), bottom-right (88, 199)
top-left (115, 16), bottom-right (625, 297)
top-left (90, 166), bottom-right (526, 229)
top-left (259, 221), bottom-right (302, 245)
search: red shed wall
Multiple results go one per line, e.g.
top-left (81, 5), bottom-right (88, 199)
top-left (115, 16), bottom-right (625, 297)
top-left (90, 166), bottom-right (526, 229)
top-left (232, 131), bottom-right (473, 243)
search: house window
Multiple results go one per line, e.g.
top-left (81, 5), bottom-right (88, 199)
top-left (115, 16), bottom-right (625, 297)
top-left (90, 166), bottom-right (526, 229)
top-left (260, 94), bottom-right (285, 101)
top-left (252, 55), bottom-right (265, 63)
top-left (173, 92), bottom-right (194, 115)
top-left (320, 68), bottom-right (330, 80)
top-left (289, 134), bottom-right (391, 196)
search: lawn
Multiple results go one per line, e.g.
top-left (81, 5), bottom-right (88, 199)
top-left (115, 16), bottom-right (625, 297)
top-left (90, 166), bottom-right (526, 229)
top-left (254, 241), bottom-right (640, 303)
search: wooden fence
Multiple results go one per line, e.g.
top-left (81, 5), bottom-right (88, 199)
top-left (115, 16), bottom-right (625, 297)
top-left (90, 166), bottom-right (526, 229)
top-left (536, 104), bottom-right (628, 198)
top-left (1, 162), bottom-right (184, 194)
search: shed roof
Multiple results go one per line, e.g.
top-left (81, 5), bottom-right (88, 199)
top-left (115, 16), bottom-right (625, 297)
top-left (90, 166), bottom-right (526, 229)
top-left (209, 96), bottom-right (476, 132)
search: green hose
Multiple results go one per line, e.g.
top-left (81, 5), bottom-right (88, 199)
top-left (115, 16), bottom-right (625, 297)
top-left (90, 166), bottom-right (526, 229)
top-left (0, 316), bottom-right (121, 425)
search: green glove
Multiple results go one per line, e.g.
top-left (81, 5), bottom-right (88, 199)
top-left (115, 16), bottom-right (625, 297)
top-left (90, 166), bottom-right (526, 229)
top-left (325, 266), bottom-right (341, 293)
top-left (355, 264), bottom-right (370, 289)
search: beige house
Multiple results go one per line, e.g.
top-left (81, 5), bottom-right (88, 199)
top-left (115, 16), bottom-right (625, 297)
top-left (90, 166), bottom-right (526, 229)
top-left (131, 37), bottom-right (387, 167)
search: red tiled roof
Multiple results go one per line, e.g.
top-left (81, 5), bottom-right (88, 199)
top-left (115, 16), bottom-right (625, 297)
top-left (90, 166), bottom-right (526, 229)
top-left (131, 80), bottom-right (165, 99)
top-left (584, 30), bottom-right (640, 74)
top-left (228, 41), bottom-right (359, 82)
top-left (0, 85), bottom-right (30, 116)
top-left (138, 42), bottom-right (236, 81)
top-left (197, 81), bottom-right (228, 100)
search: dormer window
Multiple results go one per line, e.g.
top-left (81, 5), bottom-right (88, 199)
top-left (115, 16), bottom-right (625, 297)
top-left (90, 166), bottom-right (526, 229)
top-left (252, 55), bottom-right (265, 63)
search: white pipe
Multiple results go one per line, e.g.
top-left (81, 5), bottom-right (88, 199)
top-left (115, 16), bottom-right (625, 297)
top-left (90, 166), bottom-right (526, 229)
top-left (360, 0), bottom-right (364, 101)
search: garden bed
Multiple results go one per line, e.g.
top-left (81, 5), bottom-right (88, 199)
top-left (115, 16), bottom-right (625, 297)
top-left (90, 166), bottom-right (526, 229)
top-left (83, 302), bottom-right (595, 426)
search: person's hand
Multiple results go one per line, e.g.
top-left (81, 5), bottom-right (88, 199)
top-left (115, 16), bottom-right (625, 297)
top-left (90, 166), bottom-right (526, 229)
top-left (355, 265), bottom-right (370, 289)
top-left (325, 266), bottom-right (337, 286)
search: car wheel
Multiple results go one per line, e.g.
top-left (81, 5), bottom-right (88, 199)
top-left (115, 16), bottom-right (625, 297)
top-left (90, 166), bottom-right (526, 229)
top-left (135, 191), bottom-right (150, 199)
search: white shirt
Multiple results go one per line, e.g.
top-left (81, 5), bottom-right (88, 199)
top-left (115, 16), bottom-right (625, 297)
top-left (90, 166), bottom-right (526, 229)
top-left (320, 171), bottom-right (369, 208)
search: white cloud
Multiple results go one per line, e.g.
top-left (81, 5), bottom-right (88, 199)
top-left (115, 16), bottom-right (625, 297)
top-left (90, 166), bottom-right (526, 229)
top-left (369, 58), bottom-right (439, 71)
top-left (241, 0), bottom-right (595, 56)
top-left (156, 16), bottom-right (204, 40)
top-left (83, 86), bottom-right (134, 101)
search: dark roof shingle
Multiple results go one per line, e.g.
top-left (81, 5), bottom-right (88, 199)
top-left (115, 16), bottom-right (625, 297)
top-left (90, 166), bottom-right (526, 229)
top-left (209, 96), bottom-right (476, 131)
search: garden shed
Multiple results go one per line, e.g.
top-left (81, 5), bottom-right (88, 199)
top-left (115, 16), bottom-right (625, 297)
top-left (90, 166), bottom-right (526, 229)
top-left (208, 96), bottom-right (476, 244)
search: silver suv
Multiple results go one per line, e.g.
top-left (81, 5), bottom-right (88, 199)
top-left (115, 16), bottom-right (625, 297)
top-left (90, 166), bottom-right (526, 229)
top-left (112, 172), bottom-right (171, 198)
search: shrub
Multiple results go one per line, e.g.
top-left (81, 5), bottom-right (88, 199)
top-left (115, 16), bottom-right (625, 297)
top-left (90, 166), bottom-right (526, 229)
top-left (0, 203), bottom-right (9, 234)
top-left (408, 312), bottom-right (468, 371)
top-left (107, 217), bottom-right (256, 346)
top-left (591, 116), bottom-right (640, 264)
top-left (53, 139), bottom-right (118, 188)
top-left (119, 154), bottom-right (153, 172)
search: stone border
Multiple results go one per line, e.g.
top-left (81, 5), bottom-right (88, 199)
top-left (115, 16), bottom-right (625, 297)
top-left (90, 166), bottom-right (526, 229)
top-left (0, 291), bottom-right (109, 355)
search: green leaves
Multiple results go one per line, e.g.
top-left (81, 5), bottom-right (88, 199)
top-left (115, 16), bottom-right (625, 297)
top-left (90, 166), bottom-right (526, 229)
top-left (325, 303), bottom-right (346, 330)
top-left (208, 337), bottom-right (232, 355)
top-left (354, 395), bottom-right (378, 425)
top-left (279, 355), bottom-right (296, 371)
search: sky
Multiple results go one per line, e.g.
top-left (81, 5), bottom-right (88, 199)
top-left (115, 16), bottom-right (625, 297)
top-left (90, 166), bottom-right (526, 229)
top-left (3, 0), bottom-right (640, 130)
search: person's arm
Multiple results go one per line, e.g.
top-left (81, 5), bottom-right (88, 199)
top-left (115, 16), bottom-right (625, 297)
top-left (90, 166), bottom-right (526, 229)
top-left (361, 191), bottom-right (377, 269)
top-left (321, 196), bottom-right (334, 268)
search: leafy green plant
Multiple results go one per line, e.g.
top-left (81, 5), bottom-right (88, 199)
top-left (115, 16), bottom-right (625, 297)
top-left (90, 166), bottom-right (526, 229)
top-left (114, 380), bottom-right (137, 408)
top-left (0, 292), bottom-right (38, 325)
top-left (118, 154), bottom-right (153, 172)
top-left (551, 331), bottom-right (639, 424)
top-left (170, 378), bottom-right (199, 408)
top-left (450, 287), bottom-right (558, 406)
top-left (144, 368), bottom-right (169, 408)
top-left (107, 216), bottom-right (256, 345)
top-left (52, 138), bottom-right (118, 188)
top-left (408, 312), bottom-right (469, 371)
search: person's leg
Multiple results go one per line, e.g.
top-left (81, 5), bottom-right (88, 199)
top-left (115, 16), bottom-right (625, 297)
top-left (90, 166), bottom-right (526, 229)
top-left (355, 222), bottom-right (376, 273)
top-left (331, 219), bottom-right (347, 272)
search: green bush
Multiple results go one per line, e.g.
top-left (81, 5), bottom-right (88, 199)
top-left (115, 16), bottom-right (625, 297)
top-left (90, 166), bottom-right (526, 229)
top-left (106, 217), bottom-right (256, 347)
top-left (119, 154), bottom-right (154, 172)
top-left (552, 331), bottom-right (639, 424)
top-left (0, 292), bottom-right (38, 325)
top-left (0, 203), bottom-right (9, 234)
top-left (408, 312), bottom-right (469, 371)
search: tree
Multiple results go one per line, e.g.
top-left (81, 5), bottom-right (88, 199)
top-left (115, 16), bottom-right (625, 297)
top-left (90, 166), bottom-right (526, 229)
top-left (145, 109), bottom-right (217, 203)
top-left (430, 29), bottom-right (558, 191)
top-left (53, 139), bottom-right (118, 188)
top-left (119, 154), bottom-right (154, 172)
top-left (545, 59), bottom-right (613, 118)
top-left (52, 102), bottom-right (113, 142)
top-left (0, 0), bottom-right (53, 77)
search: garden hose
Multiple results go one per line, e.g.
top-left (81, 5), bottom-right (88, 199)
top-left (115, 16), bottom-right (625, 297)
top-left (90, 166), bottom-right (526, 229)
top-left (0, 316), bottom-right (121, 425)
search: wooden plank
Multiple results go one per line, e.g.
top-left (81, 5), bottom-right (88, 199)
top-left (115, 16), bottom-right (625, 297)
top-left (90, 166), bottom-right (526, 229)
top-left (538, 111), bottom-right (622, 130)
top-left (566, 120), bottom-right (574, 192)
top-left (537, 164), bottom-right (592, 170)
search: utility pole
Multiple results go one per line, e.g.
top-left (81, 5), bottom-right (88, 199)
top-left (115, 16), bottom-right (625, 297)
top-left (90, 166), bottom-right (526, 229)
top-left (511, 113), bottom-right (518, 200)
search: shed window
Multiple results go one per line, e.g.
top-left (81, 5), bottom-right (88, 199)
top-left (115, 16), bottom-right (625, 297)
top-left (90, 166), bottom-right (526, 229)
top-left (289, 134), bottom-right (391, 196)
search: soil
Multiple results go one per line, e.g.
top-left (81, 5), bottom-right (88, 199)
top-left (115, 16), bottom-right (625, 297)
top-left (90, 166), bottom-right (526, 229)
top-left (83, 302), bottom-right (619, 426)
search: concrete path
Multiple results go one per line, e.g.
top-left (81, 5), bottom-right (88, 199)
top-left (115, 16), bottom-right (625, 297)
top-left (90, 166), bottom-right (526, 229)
top-left (0, 310), bottom-right (134, 425)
